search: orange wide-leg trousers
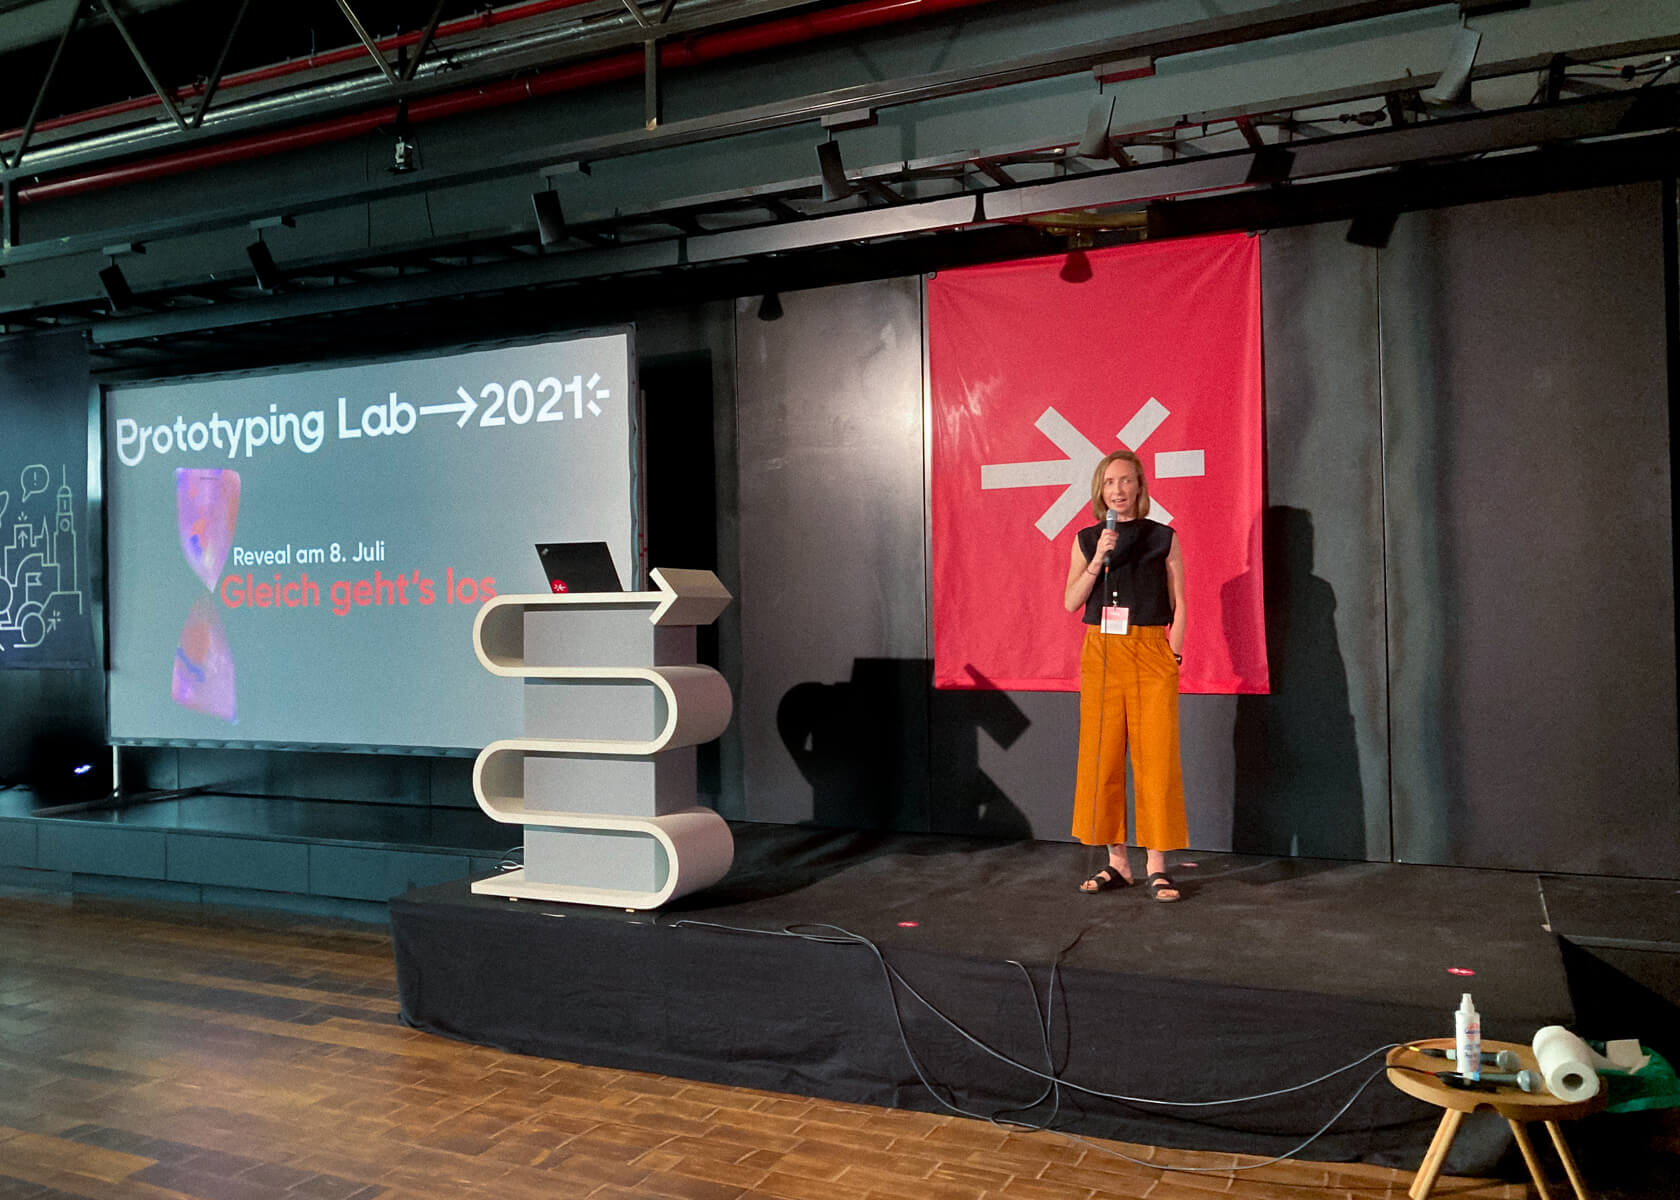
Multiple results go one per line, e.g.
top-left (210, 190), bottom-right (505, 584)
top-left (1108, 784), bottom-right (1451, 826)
top-left (1071, 624), bottom-right (1188, 851)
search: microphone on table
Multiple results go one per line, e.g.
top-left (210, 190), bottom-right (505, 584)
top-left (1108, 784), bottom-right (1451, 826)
top-left (1102, 507), bottom-right (1119, 568)
top-left (1414, 1046), bottom-right (1521, 1072)
top-left (1437, 1068), bottom-right (1541, 1093)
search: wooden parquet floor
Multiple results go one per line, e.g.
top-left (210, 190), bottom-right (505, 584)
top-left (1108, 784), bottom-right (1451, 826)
top-left (0, 889), bottom-right (1528, 1200)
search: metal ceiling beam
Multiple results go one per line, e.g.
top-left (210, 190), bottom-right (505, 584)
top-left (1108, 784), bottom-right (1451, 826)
top-left (96, 0), bottom-right (188, 131)
top-left (2, 0), bottom-right (1455, 189)
top-left (690, 192), bottom-right (978, 260)
top-left (12, 12), bottom-right (1652, 265)
top-left (399, 0), bottom-right (452, 84)
top-left (83, 237), bottom-right (682, 342)
top-left (0, 33), bottom-right (1670, 271)
top-left (1101, 35), bottom-right (1680, 145)
top-left (4, 0), bottom-right (88, 171)
top-left (333, 0), bottom-right (401, 85)
top-left (64, 84), bottom-right (1675, 346)
top-left (0, 0), bottom-right (846, 181)
top-left (983, 85), bottom-right (1674, 222)
top-left (475, 0), bottom-right (1459, 174)
top-left (190, 0), bottom-right (254, 129)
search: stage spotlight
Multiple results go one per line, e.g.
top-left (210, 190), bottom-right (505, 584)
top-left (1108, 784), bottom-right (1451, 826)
top-left (99, 262), bottom-right (134, 312)
top-left (817, 140), bottom-right (853, 202)
top-left (386, 100), bottom-right (419, 174)
top-left (246, 239), bottom-right (282, 291)
top-left (1059, 250), bottom-right (1092, 284)
top-left (757, 292), bottom-right (783, 321)
top-left (1346, 208), bottom-right (1400, 248)
top-left (1423, 26), bottom-right (1483, 108)
top-left (532, 189), bottom-right (566, 246)
top-left (1245, 144), bottom-right (1295, 186)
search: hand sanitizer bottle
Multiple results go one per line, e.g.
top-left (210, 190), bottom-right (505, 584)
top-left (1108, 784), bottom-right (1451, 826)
top-left (1454, 993), bottom-right (1481, 1081)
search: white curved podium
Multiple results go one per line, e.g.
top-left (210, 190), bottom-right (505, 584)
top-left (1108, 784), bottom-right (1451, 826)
top-left (470, 568), bottom-right (734, 909)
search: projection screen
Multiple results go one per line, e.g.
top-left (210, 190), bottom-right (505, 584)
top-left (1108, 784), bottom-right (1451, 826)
top-left (105, 330), bottom-right (637, 752)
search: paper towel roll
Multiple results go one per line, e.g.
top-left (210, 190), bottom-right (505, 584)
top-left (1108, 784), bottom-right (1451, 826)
top-left (1532, 1025), bottom-right (1600, 1102)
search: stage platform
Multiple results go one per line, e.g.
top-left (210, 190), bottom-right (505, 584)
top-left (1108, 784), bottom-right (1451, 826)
top-left (0, 788), bottom-right (509, 918)
top-left (391, 823), bottom-right (1591, 1171)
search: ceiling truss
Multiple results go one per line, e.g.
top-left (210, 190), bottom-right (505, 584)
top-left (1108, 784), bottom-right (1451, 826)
top-left (0, 0), bottom-right (1673, 369)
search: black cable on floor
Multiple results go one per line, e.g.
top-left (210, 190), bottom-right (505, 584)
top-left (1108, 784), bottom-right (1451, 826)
top-left (665, 916), bottom-right (1402, 1170)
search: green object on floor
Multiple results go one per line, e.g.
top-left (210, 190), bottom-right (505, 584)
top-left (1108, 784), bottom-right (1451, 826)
top-left (1594, 1042), bottom-right (1680, 1113)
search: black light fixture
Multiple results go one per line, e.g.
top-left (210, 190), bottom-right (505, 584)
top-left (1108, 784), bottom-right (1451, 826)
top-left (817, 139), bottom-right (853, 202)
top-left (98, 262), bottom-right (134, 312)
top-left (388, 100), bottom-right (418, 174)
top-left (1245, 144), bottom-right (1295, 186)
top-left (1059, 250), bottom-right (1093, 284)
top-left (532, 189), bottom-right (566, 247)
top-left (757, 292), bottom-right (783, 321)
top-left (1346, 207), bottom-right (1401, 249)
top-left (246, 239), bottom-right (282, 291)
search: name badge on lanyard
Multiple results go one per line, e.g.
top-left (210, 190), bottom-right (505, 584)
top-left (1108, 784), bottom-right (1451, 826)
top-left (1101, 605), bottom-right (1131, 635)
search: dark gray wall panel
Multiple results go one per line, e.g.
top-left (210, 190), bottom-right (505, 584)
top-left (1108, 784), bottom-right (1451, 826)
top-left (1181, 696), bottom-right (1238, 852)
top-left (928, 689), bottom-right (1074, 841)
top-left (1382, 183), bottom-right (1677, 876)
top-left (1225, 224), bottom-right (1391, 860)
top-left (735, 279), bottom-right (932, 828)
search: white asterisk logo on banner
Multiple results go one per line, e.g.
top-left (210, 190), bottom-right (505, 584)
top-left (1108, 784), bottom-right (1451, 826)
top-left (979, 398), bottom-right (1205, 538)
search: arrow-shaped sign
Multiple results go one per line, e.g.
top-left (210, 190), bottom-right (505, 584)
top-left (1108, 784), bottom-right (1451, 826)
top-left (647, 567), bottom-right (733, 627)
top-left (979, 406), bottom-right (1105, 539)
top-left (420, 388), bottom-right (481, 428)
top-left (982, 399), bottom-right (1201, 536)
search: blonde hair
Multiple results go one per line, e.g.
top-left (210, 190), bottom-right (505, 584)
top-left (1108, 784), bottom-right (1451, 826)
top-left (1089, 449), bottom-right (1150, 520)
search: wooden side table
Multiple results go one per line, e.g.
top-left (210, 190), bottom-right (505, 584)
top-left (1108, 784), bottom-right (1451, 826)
top-left (1386, 1038), bottom-right (1606, 1200)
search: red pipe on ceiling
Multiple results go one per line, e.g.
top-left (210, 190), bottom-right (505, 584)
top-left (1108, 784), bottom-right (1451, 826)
top-left (13, 0), bottom-right (1000, 207)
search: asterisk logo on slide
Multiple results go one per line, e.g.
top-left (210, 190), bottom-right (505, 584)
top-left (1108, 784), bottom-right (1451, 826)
top-left (979, 399), bottom-right (1206, 538)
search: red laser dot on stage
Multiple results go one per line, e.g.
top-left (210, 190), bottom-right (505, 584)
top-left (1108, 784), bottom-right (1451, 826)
top-left (1448, 967), bottom-right (1475, 976)
top-left (1178, 862), bottom-right (1198, 868)
top-left (898, 921), bottom-right (918, 928)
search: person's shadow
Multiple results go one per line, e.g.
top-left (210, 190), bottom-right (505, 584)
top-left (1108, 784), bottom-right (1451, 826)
top-left (1228, 506), bottom-right (1366, 859)
top-left (777, 658), bottom-right (1032, 838)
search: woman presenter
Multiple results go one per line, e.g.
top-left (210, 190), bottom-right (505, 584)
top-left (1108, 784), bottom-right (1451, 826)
top-left (1063, 449), bottom-right (1188, 902)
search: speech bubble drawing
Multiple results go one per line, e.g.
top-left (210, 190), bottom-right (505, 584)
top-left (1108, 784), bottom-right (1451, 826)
top-left (20, 464), bottom-right (49, 503)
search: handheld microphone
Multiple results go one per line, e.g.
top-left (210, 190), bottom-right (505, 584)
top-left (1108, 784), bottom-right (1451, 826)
top-left (1437, 1068), bottom-right (1541, 1093)
top-left (1417, 1046), bottom-right (1520, 1072)
top-left (1102, 508), bottom-right (1119, 568)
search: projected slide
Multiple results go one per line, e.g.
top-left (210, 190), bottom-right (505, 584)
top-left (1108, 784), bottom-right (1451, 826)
top-left (106, 331), bottom-right (636, 751)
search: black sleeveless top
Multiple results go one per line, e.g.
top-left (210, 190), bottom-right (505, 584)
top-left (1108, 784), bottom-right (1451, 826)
top-left (1077, 519), bottom-right (1174, 626)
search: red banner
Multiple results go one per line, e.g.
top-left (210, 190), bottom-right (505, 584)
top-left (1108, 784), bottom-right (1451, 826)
top-left (928, 233), bottom-right (1267, 694)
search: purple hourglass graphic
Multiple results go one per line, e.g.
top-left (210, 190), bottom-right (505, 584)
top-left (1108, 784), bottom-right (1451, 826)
top-left (172, 468), bottom-right (240, 722)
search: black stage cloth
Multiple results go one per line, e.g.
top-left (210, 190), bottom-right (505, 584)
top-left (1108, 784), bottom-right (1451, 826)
top-left (391, 824), bottom-right (1573, 1169)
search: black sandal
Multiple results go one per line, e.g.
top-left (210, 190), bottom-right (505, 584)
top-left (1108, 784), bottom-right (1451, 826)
top-left (1146, 872), bottom-right (1181, 902)
top-left (1080, 864), bottom-right (1132, 893)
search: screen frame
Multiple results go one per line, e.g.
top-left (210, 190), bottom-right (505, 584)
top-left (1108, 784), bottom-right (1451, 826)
top-left (100, 325), bottom-right (644, 756)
